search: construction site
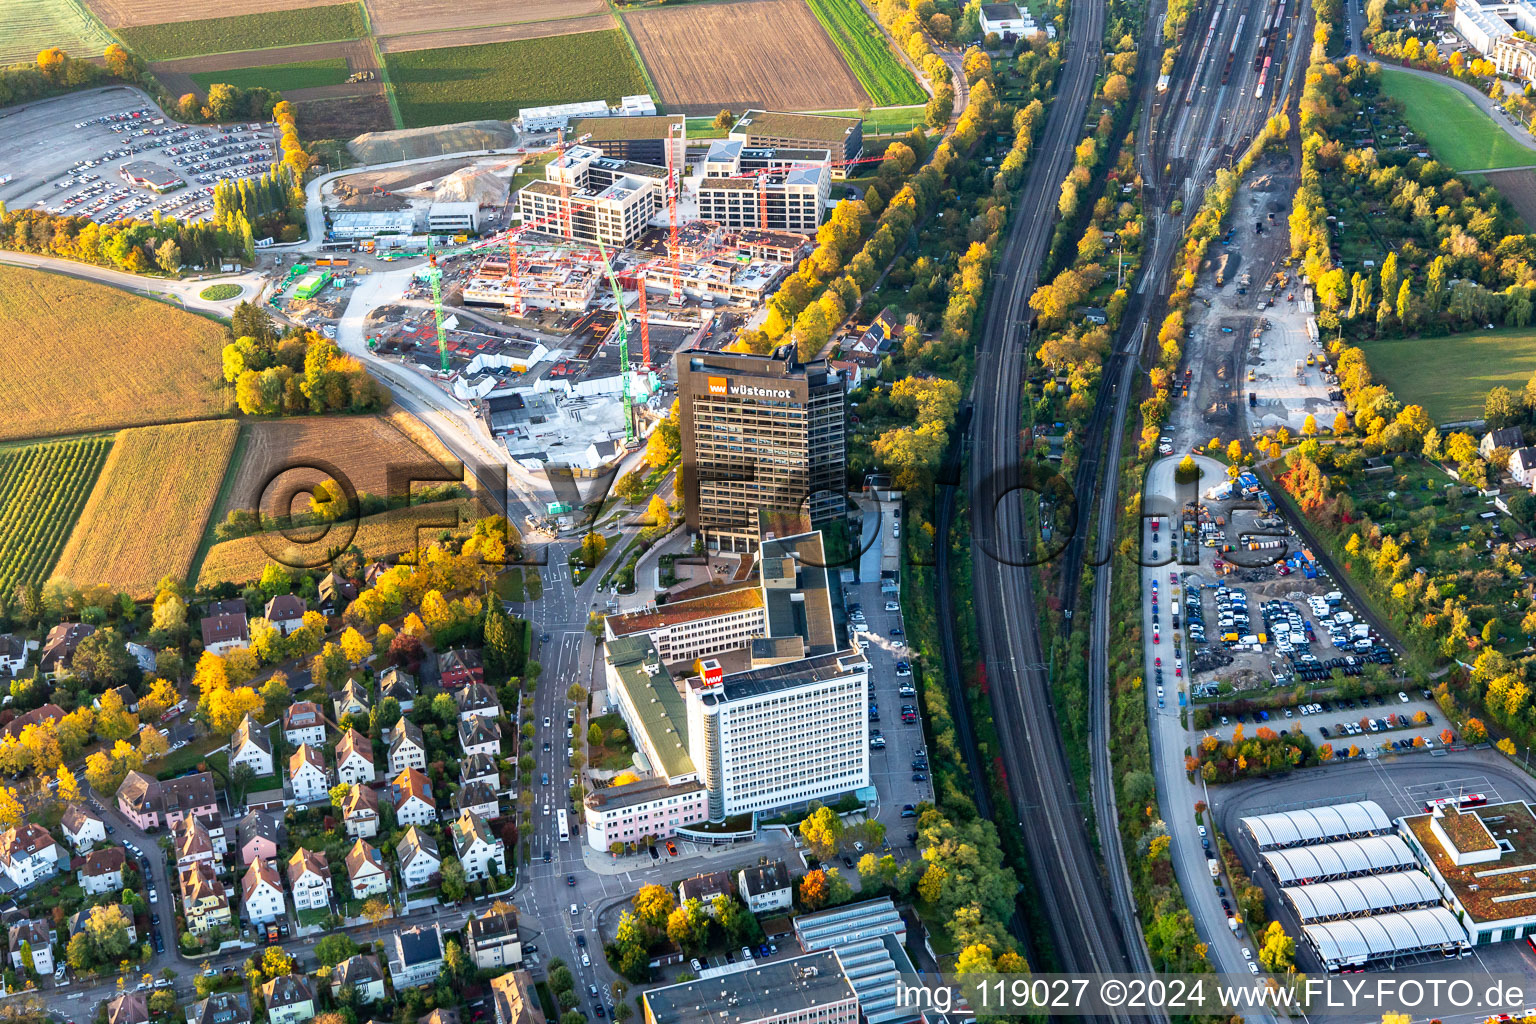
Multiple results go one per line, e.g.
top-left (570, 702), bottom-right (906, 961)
top-left (302, 111), bottom-right (869, 476)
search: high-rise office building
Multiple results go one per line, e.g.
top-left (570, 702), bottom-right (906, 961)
top-left (674, 347), bottom-right (847, 551)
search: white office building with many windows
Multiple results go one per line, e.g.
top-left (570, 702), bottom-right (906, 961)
top-left (685, 652), bottom-right (868, 818)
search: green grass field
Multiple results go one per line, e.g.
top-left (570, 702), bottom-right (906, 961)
top-left (1364, 326), bottom-right (1536, 422)
top-left (1, 0), bottom-right (116, 67)
top-left (384, 31), bottom-right (650, 128)
top-left (1378, 68), bottom-right (1536, 172)
top-left (805, 0), bottom-right (925, 106)
top-left (116, 3), bottom-right (365, 60)
top-left (190, 57), bottom-right (349, 93)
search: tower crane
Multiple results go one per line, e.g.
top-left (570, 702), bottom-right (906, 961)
top-left (594, 238), bottom-right (637, 446)
top-left (418, 251), bottom-right (450, 374)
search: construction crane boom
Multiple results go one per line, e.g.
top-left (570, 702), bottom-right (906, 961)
top-left (422, 252), bottom-right (450, 374)
top-left (594, 239), bottom-right (636, 446)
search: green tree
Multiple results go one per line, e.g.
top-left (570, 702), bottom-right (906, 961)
top-left (440, 857), bottom-right (467, 901)
top-left (155, 239), bottom-right (181, 275)
top-left (315, 934), bottom-right (358, 967)
top-left (798, 805), bottom-right (844, 859)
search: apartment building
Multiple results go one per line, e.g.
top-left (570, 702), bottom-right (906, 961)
top-left (697, 142), bottom-right (831, 233)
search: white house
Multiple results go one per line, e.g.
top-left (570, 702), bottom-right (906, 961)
top-left (449, 810), bottom-right (505, 882)
top-left (0, 635), bottom-right (29, 675)
top-left (79, 847), bottom-right (126, 895)
top-left (344, 840), bottom-right (389, 899)
top-left (289, 745), bottom-right (330, 804)
top-left (331, 954), bottom-right (386, 1004)
top-left (465, 907), bottom-right (522, 971)
top-left (456, 781), bottom-right (499, 821)
top-left (0, 824), bottom-right (62, 889)
top-left (282, 702), bottom-right (326, 748)
top-left (342, 784), bottom-right (380, 839)
top-left (60, 804), bottom-right (106, 852)
top-left (388, 720), bottom-right (427, 775)
top-left (264, 595), bottom-right (308, 637)
top-left (260, 975), bottom-right (316, 1024)
top-left (978, 1), bottom-right (1032, 38)
top-left (387, 923), bottom-right (445, 990)
top-left (286, 848), bottom-right (332, 912)
top-left (738, 861), bottom-right (792, 913)
top-left (229, 714), bottom-right (274, 778)
top-left (335, 729), bottom-right (375, 787)
top-left (454, 682), bottom-right (501, 722)
top-left (175, 815), bottom-right (219, 869)
top-left (241, 860), bottom-right (285, 924)
top-left (332, 679), bottom-right (370, 723)
top-left (8, 919), bottom-right (52, 975)
top-left (396, 827), bottom-right (440, 890)
top-left (458, 716), bottom-right (500, 758)
top-left (387, 768), bottom-right (437, 826)
top-left (460, 753), bottom-right (499, 791)
top-left (379, 667), bottom-right (416, 711)
top-left (1511, 447), bottom-right (1536, 487)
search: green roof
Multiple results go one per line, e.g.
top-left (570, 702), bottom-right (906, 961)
top-left (607, 635), bottom-right (694, 780)
top-left (730, 109), bottom-right (860, 145)
top-left (572, 115), bottom-right (683, 141)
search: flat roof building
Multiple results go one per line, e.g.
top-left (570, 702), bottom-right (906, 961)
top-left (697, 144), bottom-right (830, 233)
top-left (642, 951), bottom-right (858, 1024)
top-left (330, 209), bottom-right (420, 240)
top-left (427, 202), bottom-right (480, 235)
top-left (684, 648), bottom-right (869, 819)
top-left (519, 96), bottom-right (658, 133)
top-left (1400, 800), bottom-right (1536, 946)
top-left (728, 109), bottom-right (863, 167)
top-left (120, 161), bottom-right (183, 193)
top-left (516, 145), bottom-right (665, 248)
top-left (675, 347), bottom-right (847, 550)
top-left (571, 115), bottom-right (686, 166)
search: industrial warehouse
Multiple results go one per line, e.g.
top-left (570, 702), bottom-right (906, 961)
top-left (1238, 801), bottom-right (1474, 971)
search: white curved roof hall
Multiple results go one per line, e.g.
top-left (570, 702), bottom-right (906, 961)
top-left (1241, 801), bottom-right (1392, 849)
top-left (1262, 835), bottom-right (1417, 884)
top-left (1283, 871), bottom-right (1443, 921)
top-left (1304, 908), bottom-right (1465, 965)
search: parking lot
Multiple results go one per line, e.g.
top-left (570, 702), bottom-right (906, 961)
top-left (0, 87), bottom-right (276, 228)
top-left (1198, 690), bottom-right (1451, 757)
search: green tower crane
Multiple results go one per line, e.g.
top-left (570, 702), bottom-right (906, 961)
top-left (421, 253), bottom-right (450, 374)
top-left (594, 240), bottom-right (636, 446)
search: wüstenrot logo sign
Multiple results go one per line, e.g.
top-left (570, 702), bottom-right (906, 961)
top-left (704, 376), bottom-right (793, 399)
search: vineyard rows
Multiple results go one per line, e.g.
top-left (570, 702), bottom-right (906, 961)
top-left (0, 438), bottom-right (114, 595)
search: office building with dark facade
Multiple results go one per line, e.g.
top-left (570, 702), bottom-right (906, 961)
top-left (675, 347), bottom-right (847, 551)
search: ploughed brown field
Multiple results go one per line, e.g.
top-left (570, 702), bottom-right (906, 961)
top-left (197, 411), bottom-right (495, 585)
top-left (367, 0), bottom-right (605, 36)
top-left (85, 0), bottom-right (351, 27)
top-left (624, 0), bottom-right (865, 113)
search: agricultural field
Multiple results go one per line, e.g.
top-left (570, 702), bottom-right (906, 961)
top-left (626, 0), bottom-right (866, 113)
top-left (367, 0), bottom-right (605, 36)
top-left (375, 15), bottom-right (617, 53)
top-left (0, 437), bottom-right (113, 596)
top-left (195, 411), bottom-right (495, 586)
top-left (1378, 68), bottom-right (1536, 171)
top-left (2, 0), bottom-right (117, 67)
top-left (197, 499), bottom-right (481, 586)
top-left (0, 266), bottom-right (230, 442)
top-left (189, 57), bottom-right (350, 93)
top-left (53, 421), bottom-right (239, 597)
top-left (382, 31), bottom-right (650, 128)
top-left (1364, 328), bottom-right (1536, 423)
top-left (805, 0), bottom-right (925, 106)
top-left (115, 2), bottom-right (366, 60)
top-left (86, 0), bottom-right (350, 26)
